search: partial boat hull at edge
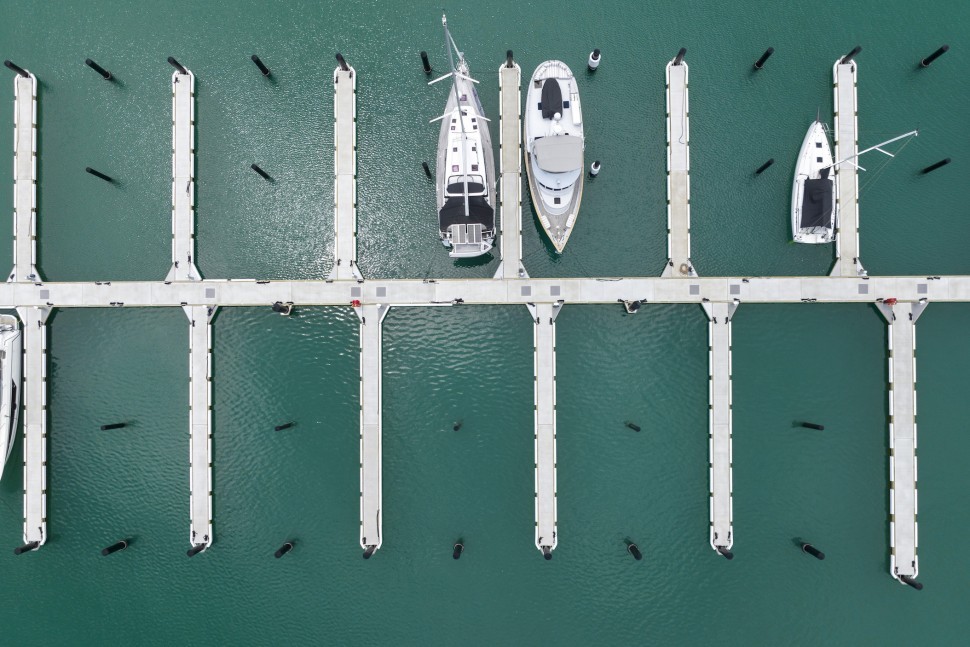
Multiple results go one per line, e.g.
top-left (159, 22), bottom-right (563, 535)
top-left (0, 314), bottom-right (23, 480)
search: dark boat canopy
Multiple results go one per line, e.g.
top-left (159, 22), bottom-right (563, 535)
top-left (438, 196), bottom-right (495, 232)
top-left (800, 178), bottom-right (833, 229)
top-left (445, 182), bottom-right (485, 196)
top-left (541, 78), bottom-right (562, 120)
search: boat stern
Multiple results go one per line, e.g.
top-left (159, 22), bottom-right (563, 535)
top-left (445, 223), bottom-right (494, 258)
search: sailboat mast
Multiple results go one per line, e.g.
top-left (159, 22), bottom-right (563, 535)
top-left (827, 129), bottom-right (919, 171)
top-left (442, 14), bottom-right (471, 218)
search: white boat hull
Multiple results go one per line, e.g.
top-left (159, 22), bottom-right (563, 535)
top-left (791, 120), bottom-right (836, 244)
top-left (0, 315), bottom-right (23, 480)
top-left (434, 43), bottom-right (496, 258)
top-left (524, 60), bottom-right (585, 253)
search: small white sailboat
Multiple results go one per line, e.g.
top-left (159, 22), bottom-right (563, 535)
top-left (0, 315), bottom-right (22, 480)
top-left (429, 14), bottom-right (496, 258)
top-left (792, 119), bottom-right (918, 244)
top-left (524, 60), bottom-right (585, 253)
top-left (792, 119), bottom-right (836, 244)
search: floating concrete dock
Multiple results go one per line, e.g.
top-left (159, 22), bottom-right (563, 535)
top-left (330, 61), bottom-right (362, 281)
top-left (187, 304), bottom-right (215, 550)
top-left (17, 306), bottom-right (49, 547)
top-left (704, 301), bottom-right (736, 555)
top-left (529, 301), bottom-right (561, 557)
top-left (9, 67), bottom-right (47, 549)
top-left (495, 59), bottom-right (527, 279)
top-left (10, 70), bottom-right (37, 283)
top-left (357, 303), bottom-right (388, 555)
top-left (662, 56), bottom-right (694, 277)
top-left (877, 300), bottom-right (925, 584)
top-left (167, 68), bottom-right (199, 282)
top-left (0, 53), bottom-right (954, 580)
top-left (166, 63), bottom-right (214, 553)
top-left (0, 276), bottom-right (965, 308)
top-left (831, 58), bottom-right (864, 277)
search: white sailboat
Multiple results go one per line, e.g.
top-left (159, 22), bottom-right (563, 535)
top-left (524, 60), bottom-right (585, 253)
top-left (792, 119), bottom-right (918, 244)
top-left (429, 14), bottom-right (496, 258)
top-left (0, 315), bottom-right (22, 480)
top-left (792, 119), bottom-right (836, 244)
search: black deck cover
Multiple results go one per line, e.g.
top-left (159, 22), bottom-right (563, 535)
top-left (800, 178), bottom-right (833, 228)
top-left (541, 78), bottom-right (562, 120)
top-left (446, 182), bottom-right (485, 195)
top-left (438, 196), bottom-right (495, 232)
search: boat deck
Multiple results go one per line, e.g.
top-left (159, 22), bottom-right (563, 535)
top-left (358, 303), bottom-right (388, 552)
top-left (831, 59), bottom-right (863, 277)
top-left (331, 64), bottom-right (362, 280)
top-left (530, 302), bottom-right (560, 554)
top-left (11, 72), bottom-right (37, 283)
top-left (705, 301), bottom-right (735, 553)
top-left (663, 59), bottom-right (693, 277)
top-left (167, 70), bottom-right (199, 282)
top-left (877, 301), bottom-right (924, 581)
top-left (495, 61), bottom-right (527, 279)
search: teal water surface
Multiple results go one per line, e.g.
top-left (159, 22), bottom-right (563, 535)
top-left (1, 0), bottom-right (970, 644)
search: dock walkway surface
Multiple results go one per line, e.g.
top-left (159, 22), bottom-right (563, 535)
top-left (0, 276), bottom-right (963, 308)
top-left (495, 61), bottom-right (527, 279)
top-left (831, 59), bottom-right (863, 277)
top-left (704, 301), bottom-right (735, 554)
top-left (878, 301), bottom-right (925, 582)
top-left (331, 63), bottom-right (362, 281)
top-left (167, 69), bottom-right (199, 282)
top-left (17, 306), bottom-right (49, 546)
top-left (357, 303), bottom-right (388, 554)
top-left (10, 68), bottom-right (47, 547)
top-left (11, 72), bottom-right (37, 283)
top-left (662, 57), bottom-right (693, 277)
top-left (529, 302), bottom-right (560, 556)
top-left (187, 305), bottom-right (215, 550)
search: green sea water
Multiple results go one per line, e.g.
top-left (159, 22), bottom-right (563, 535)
top-left (1, 0), bottom-right (970, 643)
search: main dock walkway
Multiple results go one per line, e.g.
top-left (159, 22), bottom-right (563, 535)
top-left (663, 54), bottom-right (693, 277)
top-left (877, 300), bottom-right (924, 584)
top-left (831, 58), bottom-right (863, 277)
top-left (529, 302), bottom-right (561, 557)
top-left (0, 275), bottom-right (962, 308)
top-left (495, 59), bottom-right (527, 279)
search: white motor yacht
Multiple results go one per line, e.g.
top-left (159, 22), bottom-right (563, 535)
top-left (524, 60), bottom-right (585, 253)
